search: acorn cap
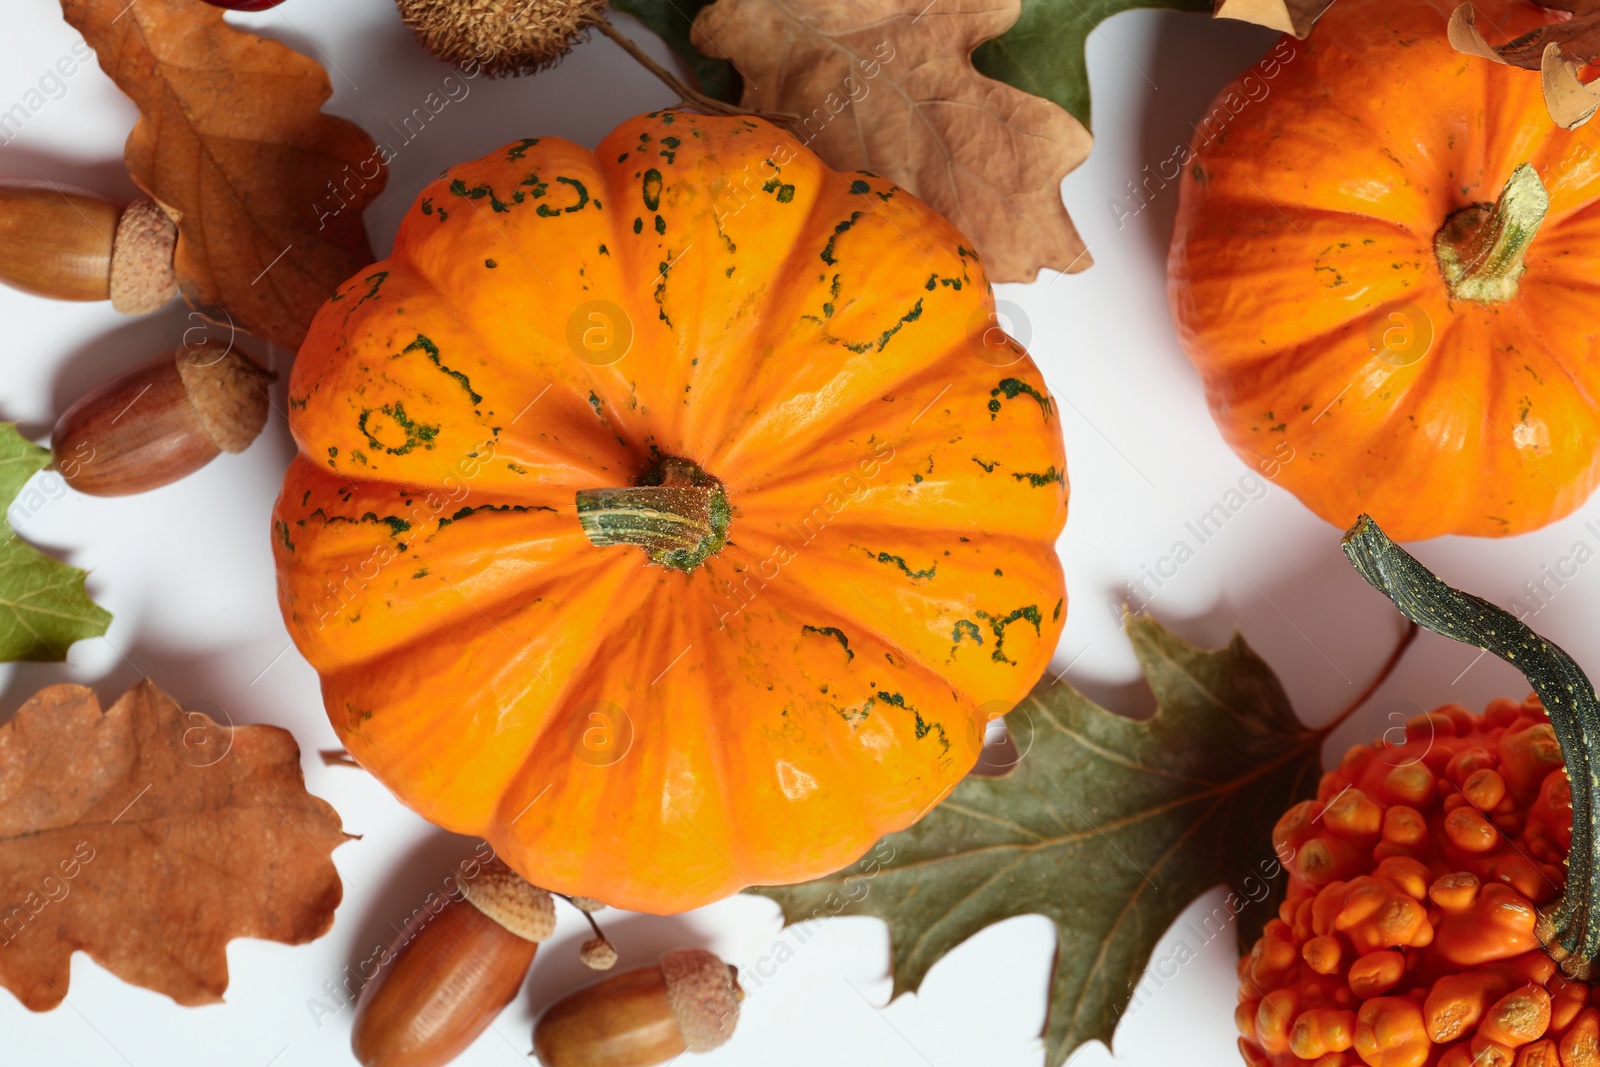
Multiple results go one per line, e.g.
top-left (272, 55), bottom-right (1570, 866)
top-left (459, 857), bottom-right (556, 942)
top-left (568, 895), bottom-right (606, 912)
top-left (578, 937), bottom-right (617, 970)
top-left (393, 0), bottom-right (609, 78)
top-left (109, 198), bottom-right (178, 315)
top-left (173, 341), bottom-right (274, 453)
top-left (660, 948), bottom-right (741, 1052)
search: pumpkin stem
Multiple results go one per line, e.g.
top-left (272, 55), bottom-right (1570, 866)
top-left (1342, 514), bottom-right (1600, 979)
top-left (576, 456), bottom-right (729, 573)
top-left (1434, 162), bottom-right (1549, 303)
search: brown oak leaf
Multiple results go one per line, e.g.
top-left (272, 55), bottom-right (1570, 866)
top-left (692, 0), bottom-right (1092, 282)
top-left (61, 0), bottom-right (385, 350)
top-left (0, 680), bottom-right (348, 1010)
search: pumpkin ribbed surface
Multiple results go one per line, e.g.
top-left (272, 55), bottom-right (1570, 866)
top-left (271, 111), bottom-right (1068, 913)
top-left (1169, 0), bottom-right (1600, 539)
top-left (1239, 695), bottom-right (1584, 1066)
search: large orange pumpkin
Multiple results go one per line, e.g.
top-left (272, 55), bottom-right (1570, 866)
top-left (271, 111), bottom-right (1068, 913)
top-left (1169, 0), bottom-right (1600, 540)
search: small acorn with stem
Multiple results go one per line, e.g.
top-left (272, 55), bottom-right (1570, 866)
top-left (532, 946), bottom-right (744, 1067)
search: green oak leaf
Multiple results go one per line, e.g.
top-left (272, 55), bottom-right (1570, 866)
top-left (972, 0), bottom-right (1212, 129)
top-left (610, 0), bottom-right (741, 104)
top-left (0, 424), bottom-right (111, 661)
top-left (752, 615), bottom-right (1322, 1067)
top-left (626, 0), bottom-right (1213, 128)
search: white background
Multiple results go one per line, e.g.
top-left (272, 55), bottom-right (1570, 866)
top-left (0, 3), bottom-right (1590, 1066)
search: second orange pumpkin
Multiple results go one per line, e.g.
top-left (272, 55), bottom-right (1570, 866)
top-left (1170, 0), bottom-right (1600, 540)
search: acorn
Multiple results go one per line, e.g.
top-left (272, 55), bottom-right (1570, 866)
top-left (353, 858), bottom-right (556, 1067)
top-left (392, 0), bottom-right (609, 77)
top-left (532, 948), bottom-right (743, 1067)
top-left (51, 340), bottom-right (273, 496)
top-left (0, 181), bottom-right (177, 313)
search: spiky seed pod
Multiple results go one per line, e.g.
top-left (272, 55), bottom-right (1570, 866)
top-left (392, 0), bottom-right (610, 78)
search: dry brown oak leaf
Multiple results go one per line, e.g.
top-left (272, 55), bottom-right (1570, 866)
top-left (61, 0), bottom-right (384, 351)
top-left (693, 0), bottom-right (1092, 282)
top-left (0, 681), bottom-right (348, 1011)
top-left (1213, 0), bottom-right (1335, 37)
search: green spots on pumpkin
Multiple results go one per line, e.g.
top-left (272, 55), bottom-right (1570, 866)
top-left (413, 567), bottom-right (430, 579)
top-left (849, 179), bottom-right (871, 194)
top-left (655, 214), bottom-right (666, 235)
top-left (352, 271), bottom-right (389, 309)
top-left (976, 605), bottom-right (1042, 665)
top-left (588, 391), bottom-right (604, 416)
top-left (1011, 466), bottom-right (1065, 488)
top-left (801, 624), bottom-right (854, 661)
top-left (617, 152), bottom-right (629, 163)
top-left (988, 378), bottom-right (1052, 421)
top-left (536, 176), bottom-right (589, 217)
top-left (642, 168), bottom-right (663, 211)
top-left (449, 178), bottom-right (513, 213)
top-left (633, 218), bottom-right (644, 234)
top-left (419, 198), bottom-right (434, 216)
top-left (274, 520), bottom-right (295, 553)
top-left (313, 510), bottom-right (412, 536)
top-left (842, 298), bottom-right (924, 354)
top-left (870, 550), bottom-right (936, 581)
top-left (923, 272), bottom-right (964, 291)
top-left (507, 462), bottom-right (528, 474)
top-left (820, 211), bottom-right (864, 265)
top-left (598, 244), bottom-right (610, 256)
top-left (659, 135), bottom-right (680, 164)
top-left (876, 691), bottom-right (949, 754)
top-left (1052, 599), bottom-right (1063, 622)
top-left (327, 446), bottom-right (339, 460)
top-left (484, 259), bottom-right (497, 269)
top-left (775, 184), bottom-right (795, 203)
top-left (400, 334), bottom-right (481, 404)
top-left (971, 456), bottom-right (998, 473)
top-left (506, 138), bottom-right (539, 161)
top-left (835, 698), bottom-right (873, 726)
top-left (436, 503), bottom-right (551, 529)
top-left (952, 619), bottom-right (982, 647)
top-left (358, 402), bottom-right (439, 456)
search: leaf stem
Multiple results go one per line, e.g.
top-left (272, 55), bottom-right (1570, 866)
top-left (1318, 619), bottom-right (1420, 736)
top-left (556, 893), bottom-right (607, 940)
top-left (591, 17), bottom-right (796, 125)
top-left (1341, 513), bottom-right (1600, 978)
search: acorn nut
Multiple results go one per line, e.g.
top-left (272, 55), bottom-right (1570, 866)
top-left (0, 180), bottom-right (177, 312)
top-left (532, 947), bottom-right (743, 1067)
top-left (352, 857), bottom-right (556, 1067)
top-left (51, 341), bottom-right (273, 496)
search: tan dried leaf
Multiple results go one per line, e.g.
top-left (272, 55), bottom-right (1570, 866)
top-left (0, 681), bottom-right (349, 1010)
top-left (61, 0), bottom-right (384, 350)
top-left (692, 0), bottom-right (1092, 282)
top-left (1213, 0), bottom-right (1336, 37)
top-left (1448, 2), bottom-right (1600, 127)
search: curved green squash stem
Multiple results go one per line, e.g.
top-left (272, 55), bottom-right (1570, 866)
top-left (576, 456), bottom-right (729, 574)
top-left (1434, 162), bottom-right (1549, 304)
top-left (1342, 514), bottom-right (1600, 978)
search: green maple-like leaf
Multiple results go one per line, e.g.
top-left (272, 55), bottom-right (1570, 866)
top-left (626, 0), bottom-right (1212, 127)
top-left (753, 615), bottom-right (1322, 1067)
top-left (0, 424), bottom-right (111, 661)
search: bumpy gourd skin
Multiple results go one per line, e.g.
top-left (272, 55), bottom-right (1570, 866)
top-left (1239, 696), bottom-right (1585, 1066)
top-left (1169, 0), bottom-right (1600, 539)
top-left (271, 111), bottom-right (1068, 913)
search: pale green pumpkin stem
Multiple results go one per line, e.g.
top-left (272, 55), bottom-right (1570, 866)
top-left (1434, 162), bottom-right (1549, 303)
top-left (576, 456), bottom-right (729, 573)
